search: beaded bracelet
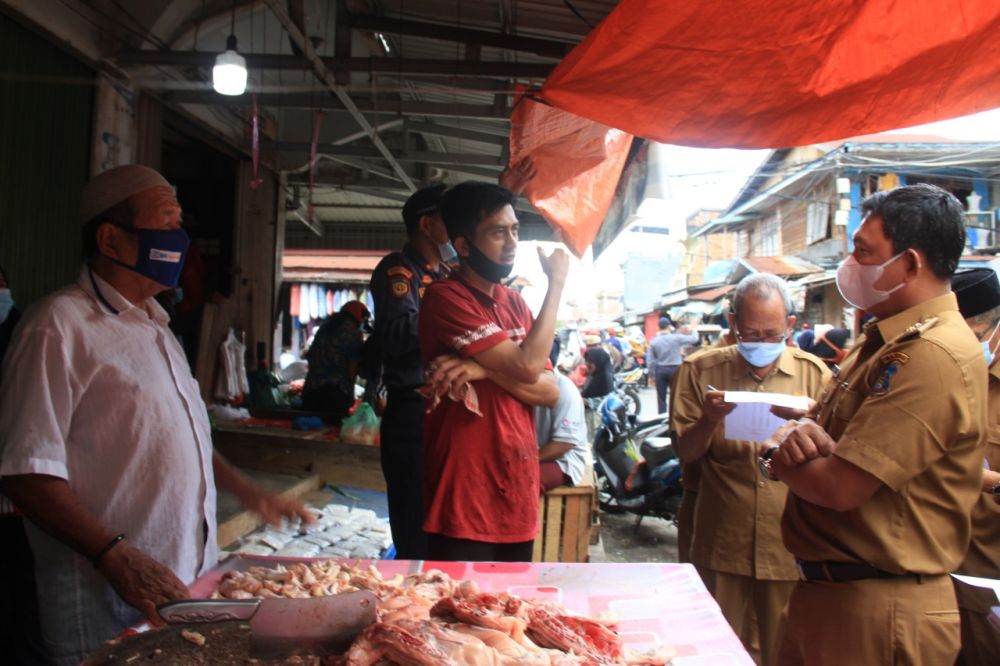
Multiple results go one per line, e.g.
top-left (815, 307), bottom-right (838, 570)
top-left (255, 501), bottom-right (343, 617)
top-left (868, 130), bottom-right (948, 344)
top-left (92, 533), bottom-right (126, 568)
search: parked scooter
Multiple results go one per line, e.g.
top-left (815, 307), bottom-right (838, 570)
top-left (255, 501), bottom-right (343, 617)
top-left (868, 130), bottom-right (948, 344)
top-left (613, 367), bottom-right (645, 416)
top-left (592, 394), bottom-right (683, 530)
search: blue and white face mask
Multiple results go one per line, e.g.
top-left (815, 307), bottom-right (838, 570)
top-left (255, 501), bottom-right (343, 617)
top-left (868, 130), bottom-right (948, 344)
top-left (438, 240), bottom-right (458, 265)
top-left (0, 288), bottom-right (13, 324)
top-left (110, 226), bottom-right (190, 288)
top-left (981, 319), bottom-right (1000, 367)
top-left (737, 340), bottom-right (786, 368)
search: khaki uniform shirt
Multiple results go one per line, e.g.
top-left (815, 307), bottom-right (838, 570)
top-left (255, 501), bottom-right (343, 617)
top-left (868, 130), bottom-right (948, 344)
top-left (673, 338), bottom-right (735, 493)
top-left (672, 346), bottom-right (830, 579)
top-left (955, 361), bottom-right (1000, 612)
top-left (782, 293), bottom-right (987, 575)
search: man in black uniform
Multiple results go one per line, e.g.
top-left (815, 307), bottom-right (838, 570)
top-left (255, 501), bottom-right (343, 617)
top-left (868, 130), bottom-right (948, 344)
top-left (369, 185), bottom-right (453, 559)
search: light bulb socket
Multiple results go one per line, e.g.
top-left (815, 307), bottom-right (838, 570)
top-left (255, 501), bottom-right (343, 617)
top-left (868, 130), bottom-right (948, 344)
top-left (226, 33), bottom-right (238, 52)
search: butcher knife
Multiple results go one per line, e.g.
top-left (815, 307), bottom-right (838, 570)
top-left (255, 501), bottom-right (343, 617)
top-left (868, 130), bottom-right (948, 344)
top-left (157, 590), bottom-right (378, 657)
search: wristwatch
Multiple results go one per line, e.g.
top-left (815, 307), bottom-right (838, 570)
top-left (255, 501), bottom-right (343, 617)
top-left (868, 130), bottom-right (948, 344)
top-left (758, 445), bottom-right (780, 481)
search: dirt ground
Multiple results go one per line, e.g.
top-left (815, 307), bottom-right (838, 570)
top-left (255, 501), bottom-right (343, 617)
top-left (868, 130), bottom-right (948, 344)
top-left (592, 511), bottom-right (679, 563)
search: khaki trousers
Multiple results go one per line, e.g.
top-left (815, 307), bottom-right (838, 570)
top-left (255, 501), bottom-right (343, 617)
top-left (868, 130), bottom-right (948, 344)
top-left (677, 489), bottom-right (696, 564)
top-left (775, 575), bottom-right (960, 666)
top-left (706, 570), bottom-right (794, 666)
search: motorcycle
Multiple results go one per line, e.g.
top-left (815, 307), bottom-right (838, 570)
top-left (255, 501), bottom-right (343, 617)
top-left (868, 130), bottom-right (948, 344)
top-left (592, 394), bottom-right (683, 530)
top-left (613, 367), bottom-right (645, 416)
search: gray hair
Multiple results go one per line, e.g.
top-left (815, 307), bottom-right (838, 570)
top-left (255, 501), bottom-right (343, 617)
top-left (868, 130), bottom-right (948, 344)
top-left (967, 304), bottom-right (1000, 329)
top-left (732, 273), bottom-right (793, 317)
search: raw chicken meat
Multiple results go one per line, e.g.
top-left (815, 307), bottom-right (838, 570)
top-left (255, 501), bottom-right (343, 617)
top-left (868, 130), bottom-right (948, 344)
top-left (431, 593), bottom-right (528, 643)
top-left (211, 561), bottom-right (675, 665)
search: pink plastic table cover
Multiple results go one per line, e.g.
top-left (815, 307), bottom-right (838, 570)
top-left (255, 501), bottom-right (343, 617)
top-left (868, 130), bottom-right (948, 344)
top-left (183, 556), bottom-right (753, 665)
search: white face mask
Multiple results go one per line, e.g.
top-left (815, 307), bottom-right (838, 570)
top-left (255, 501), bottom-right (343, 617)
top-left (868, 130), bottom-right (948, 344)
top-left (835, 252), bottom-right (907, 311)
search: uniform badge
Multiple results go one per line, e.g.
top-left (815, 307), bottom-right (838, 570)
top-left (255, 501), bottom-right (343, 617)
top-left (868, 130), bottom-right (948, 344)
top-left (421, 274), bottom-right (433, 285)
top-left (418, 287), bottom-right (426, 298)
top-left (391, 279), bottom-right (410, 298)
top-left (387, 266), bottom-right (414, 279)
top-left (870, 352), bottom-right (909, 396)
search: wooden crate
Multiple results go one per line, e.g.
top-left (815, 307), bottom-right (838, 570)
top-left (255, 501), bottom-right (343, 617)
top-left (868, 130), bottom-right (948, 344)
top-left (532, 484), bottom-right (595, 562)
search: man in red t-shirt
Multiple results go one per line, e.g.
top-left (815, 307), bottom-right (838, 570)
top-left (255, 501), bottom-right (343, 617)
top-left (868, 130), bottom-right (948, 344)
top-left (419, 181), bottom-right (568, 561)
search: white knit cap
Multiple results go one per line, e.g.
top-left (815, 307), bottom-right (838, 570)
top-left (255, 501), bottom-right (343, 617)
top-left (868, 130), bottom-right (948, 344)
top-left (79, 165), bottom-right (172, 224)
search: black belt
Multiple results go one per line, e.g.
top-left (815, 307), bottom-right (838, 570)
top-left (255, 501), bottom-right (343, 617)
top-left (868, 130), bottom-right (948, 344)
top-left (795, 559), bottom-right (917, 583)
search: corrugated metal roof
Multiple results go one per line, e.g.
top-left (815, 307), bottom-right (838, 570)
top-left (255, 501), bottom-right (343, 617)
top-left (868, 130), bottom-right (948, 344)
top-left (383, 0), bottom-right (606, 39)
top-left (740, 256), bottom-right (824, 277)
top-left (282, 249), bottom-right (387, 282)
top-left (106, 0), bottom-right (620, 251)
top-left (689, 285), bottom-right (736, 302)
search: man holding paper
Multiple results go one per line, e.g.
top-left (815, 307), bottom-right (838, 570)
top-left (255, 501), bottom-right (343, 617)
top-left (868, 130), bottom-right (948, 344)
top-left (671, 273), bottom-right (830, 666)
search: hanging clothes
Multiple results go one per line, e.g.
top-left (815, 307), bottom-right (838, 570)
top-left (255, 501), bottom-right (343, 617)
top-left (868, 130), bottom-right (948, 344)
top-left (290, 283), bottom-right (301, 318)
top-left (315, 284), bottom-right (325, 320)
top-left (298, 284), bottom-right (312, 326)
top-left (291, 317), bottom-right (302, 360)
top-left (214, 328), bottom-right (249, 402)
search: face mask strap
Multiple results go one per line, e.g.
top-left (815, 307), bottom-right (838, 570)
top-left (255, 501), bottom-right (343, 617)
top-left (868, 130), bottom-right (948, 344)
top-left (981, 318), bottom-right (1000, 349)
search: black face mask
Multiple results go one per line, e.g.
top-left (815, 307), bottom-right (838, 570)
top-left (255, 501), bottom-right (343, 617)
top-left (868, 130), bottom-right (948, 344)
top-left (463, 238), bottom-right (513, 284)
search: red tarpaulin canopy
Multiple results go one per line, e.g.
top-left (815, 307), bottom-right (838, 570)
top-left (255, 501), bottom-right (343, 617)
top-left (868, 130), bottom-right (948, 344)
top-left (541, 0), bottom-right (1000, 148)
top-left (514, 0), bottom-right (1000, 254)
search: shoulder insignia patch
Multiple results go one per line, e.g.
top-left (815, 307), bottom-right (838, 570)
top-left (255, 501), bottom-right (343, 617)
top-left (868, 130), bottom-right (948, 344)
top-left (870, 352), bottom-right (909, 396)
top-left (387, 266), bottom-right (414, 279)
top-left (391, 279), bottom-right (410, 298)
top-left (879, 351), bottom-right (910, 366)
top-left (421, 274), bottom-right (434, 285)
top-left (418, 286), bottom-right (426, 298)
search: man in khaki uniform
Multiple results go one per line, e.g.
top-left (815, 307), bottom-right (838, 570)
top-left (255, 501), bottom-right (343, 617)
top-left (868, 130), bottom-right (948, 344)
top-left (950, 267), bottom-right (1000, 666)
top-left (767, 184), bottom-right (987, 666)
top-left (671, 330), bottom-right (735, 567)
top-left (672, 273), bottom-right (830, 666)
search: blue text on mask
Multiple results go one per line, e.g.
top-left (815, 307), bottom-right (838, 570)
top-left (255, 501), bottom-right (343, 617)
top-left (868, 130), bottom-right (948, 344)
top-left (110, 226), bottom-right (190, 288)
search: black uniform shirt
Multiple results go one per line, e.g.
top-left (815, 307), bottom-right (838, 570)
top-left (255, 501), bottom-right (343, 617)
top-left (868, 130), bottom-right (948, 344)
top-left (370, 243), bottom-right (448, 391)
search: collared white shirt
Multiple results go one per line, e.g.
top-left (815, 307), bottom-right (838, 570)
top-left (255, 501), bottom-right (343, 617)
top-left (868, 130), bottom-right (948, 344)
top-left (0, 266), bottom-right (218, 584)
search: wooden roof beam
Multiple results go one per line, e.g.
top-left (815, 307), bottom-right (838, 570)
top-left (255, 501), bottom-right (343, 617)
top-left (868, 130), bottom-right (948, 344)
top-left (114, 50), bottom-right (554, 78)
top-left (159, 90), bottom-right (509, 120)
top-left (270, 142), bottom-right (503, 167)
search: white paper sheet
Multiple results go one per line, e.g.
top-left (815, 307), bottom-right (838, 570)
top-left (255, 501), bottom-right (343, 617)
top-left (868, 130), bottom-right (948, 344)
top-left (722, 392), bottom-right (811, 443)
top-left (951, 574), bottom-right (1000, 604)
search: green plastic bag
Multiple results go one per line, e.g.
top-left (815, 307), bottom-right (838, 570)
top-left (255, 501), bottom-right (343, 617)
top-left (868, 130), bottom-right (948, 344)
top-left (340, 402), bottom-right (380, 445)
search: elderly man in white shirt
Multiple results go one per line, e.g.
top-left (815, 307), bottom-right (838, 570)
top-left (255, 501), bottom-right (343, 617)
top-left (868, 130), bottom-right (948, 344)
top-left (0, 165), bottom-right (311, 665)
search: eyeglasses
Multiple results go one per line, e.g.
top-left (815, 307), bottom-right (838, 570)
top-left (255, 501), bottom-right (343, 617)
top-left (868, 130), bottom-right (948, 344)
top-left (734, 330), bottom-right (787, 344)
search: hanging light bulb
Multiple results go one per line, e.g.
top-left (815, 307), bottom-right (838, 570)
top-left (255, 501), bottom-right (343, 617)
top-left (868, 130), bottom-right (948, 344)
top-left (213, 33), bottom-right (247, 96)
